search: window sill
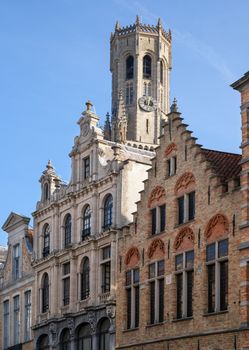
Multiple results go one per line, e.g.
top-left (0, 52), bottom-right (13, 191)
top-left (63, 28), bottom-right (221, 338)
top-left (174, 218), bottom-right (195, 229)
top-left (172, 316), bottom-right (193, 323)
top-left (123, 327), bottom-right (139, 333)
top-left (203, 310), bottom-right (228, 317)
top-left (146, 321), bottom-right (165, 328)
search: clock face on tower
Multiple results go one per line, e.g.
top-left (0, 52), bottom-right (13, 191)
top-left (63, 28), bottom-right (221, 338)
top-left (138, 96), bottom-right (158, 112)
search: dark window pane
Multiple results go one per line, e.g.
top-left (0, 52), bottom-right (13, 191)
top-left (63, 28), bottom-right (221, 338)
top-left (160, 204), bottom-right (166, 232)
top-left (82, 206), bottom-right (91, 240)
top-left (206, 243), bottom-right (216, 262)
top-left (63, 262), bottom-right (70, 275)
top-left (81, 258), bottom-right (90, 300)
top-left (126, 271), bottom-right (131, 286)
top-left (103, 246), bottom-right (111, 260)
top-left (176, 273), bottom-right (183, 319)
top-left (218, 239), bottom-right (228, 258)
top-left (160, 61), bottom-right (163, 84)
top-left (167, 159), bottom-right (171, 177)
top-left (84, 157), bottom-right (90, 179)
top-left (220, 260), bottom-right (228, 311)
top-left (186, 250), bottom-right (194, 269)
top-left (104, 195), bottom-right (113, 229)
top-left (42, 274), bottom-right (49, 313)
top-left (150, 281), bottom-right (155, 324)
top-left (126, 56), bottom-right (134, 80)
top-left (149, 263), bottom-right (155, 279)
top-left (143, 55), bottom-right (151, 79)
top-left (127, 288), bottom-right (131, 329)
top-left (151, 208), bottom-right (157, 235)
top-left (64, 214), bottom-right (71, 247)
top-left (178, 196), bottom-right (184, 225)
top-left (208, 264), bottom-right (215, 313)
top-left (158, 278), bottom-right (164, 322)
top-left (134, 286), bottom-right (140, 327)
top-left (102, 261), bottom-right (111, 293)
top-left (133, 268), bottom-right (140, 284)
top-left (175, 254), bottom-right (183, 271)
top-left (187, 271), bottom-right (193, 317)
top-left (157, 260), bottom-right (165, 276)
top-left (63, 277), bottom-right (70, 306)
top-left (188, 191), bottom-right (195, 220)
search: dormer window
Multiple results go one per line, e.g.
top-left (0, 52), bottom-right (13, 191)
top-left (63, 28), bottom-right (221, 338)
top-left (83, 157), bottom-right (90, 179)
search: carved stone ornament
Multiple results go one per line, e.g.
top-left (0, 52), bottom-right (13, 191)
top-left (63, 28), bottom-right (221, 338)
top-left (88, 311), bottom-right (97, 333)
top-left (148, 186), bottom-right (166, 208)
top-left (125, 247), bottom-right (140, 266)
top-left (165, 142), bottom-right (177, 156)
top-left (106, 305), bottom-right (116, 318)
top-left (205, 214), bottom-right (229, 239)
top-left (67, 318), bottom-right (75, 339)
top-left (49, 322), bottom-right (57, 345)
top-left (148, 238), bottom-right (165, 259)
top-left (174, 227), bottom-right (194, 250)
top-left (175, 172), bottom-right (195, 194)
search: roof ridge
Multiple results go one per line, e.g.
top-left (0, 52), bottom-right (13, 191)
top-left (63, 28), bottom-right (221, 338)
top-left (201, 147), bottom-right (241, 157)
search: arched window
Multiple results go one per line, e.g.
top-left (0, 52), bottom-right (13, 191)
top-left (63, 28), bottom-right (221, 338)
top-left (103, 195), bottom-right (113, 229)
top-left (42, 273), bottom-right (49, 313)
top-left (43, 224), bottom-right (50, 257)
top-left (98, 318), bottom-right (110, 350)
top-left (143, 55), bottom-right (151, 79)
top-left (81, 258), bottom-right (90, 300)
top-left (43, 183), bottom-right (49, 201)
top-left (125, 83), bottom-right (133, 105)
top-left (60, 329), bottom-right (70, 350)
top-left (160, 61), bottom-right (164, 84)
top-left (64, 214), bottom-right (72, 247)
top-left (126, 55), bottom-right (134, 80)
top-left (77, 324), bottom-right (92, 350)
top-left (82, 206), bottom-right (91, 240)
top-left (37, 334), bottom-right (49, 350)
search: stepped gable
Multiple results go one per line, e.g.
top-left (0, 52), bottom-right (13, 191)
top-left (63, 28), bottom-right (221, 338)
top-left (201, 148), bottom-right (241, 181)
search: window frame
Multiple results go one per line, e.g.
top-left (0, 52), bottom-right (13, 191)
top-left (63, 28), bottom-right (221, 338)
top-left (62, 262), bottom-right (70, 306)
top-left (42, 273), bottom-right (49, 313)
top-left (125, 268), bottom-right (140, 329)
top-left (103, 195), bottom-right (113, 230)
top-left (143, 55), bottom-right (152, 79)
top-left (43, 224), bottom-right (50, 257)
top-left (13, 295), bottom-right (20, 345)
top-left (150, 204), bottom-right (166, 235)
top-left (82, 206), bottom-right (91, 240)
top-left (126, 55), bottom-right (134, 80)
top-left (177, 191), bottom-right (195, 225)
top-left (24, 290), bottom-right (32, 342)
top-left (3, 299), bottom-right (9, 350)
top-left (83, 156), bottom-right (90, 179)
top-left (100, 246), bottom-right (111, 294)
top-left (64, 214), bottom-right (72, 248)
top-left (148, 260), bottom-right (165, 324)
top-left (81, 258), bottom-right (90, 300)
top-left (13, 243), bottom-right (20, 280)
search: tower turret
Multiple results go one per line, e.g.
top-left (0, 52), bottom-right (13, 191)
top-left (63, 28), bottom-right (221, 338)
top-left (110, 16), bottom-right (172, 146)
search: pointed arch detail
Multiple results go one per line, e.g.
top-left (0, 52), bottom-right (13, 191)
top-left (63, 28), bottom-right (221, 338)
top-left (175, 172), bottom-right (195, 195)
top-left (174, 227), bottom-right (194, 251)
top-left (165, 143), bottom-right (177, 157)
top-left (148, 238), bottom-right (165, 259)
top-left (148, 186), bottom-right (166, 208)
top-left (205, 214), bottom-right (229, 239)
top-left (125, 247), bottom-right (140, 267)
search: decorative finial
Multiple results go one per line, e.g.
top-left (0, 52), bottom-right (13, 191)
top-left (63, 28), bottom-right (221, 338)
top-left (115, 20), bottom-right (120, 31)
top-left (85, 100), bottom-right (93, 111)
top-left (46, 160), bottom-right (53, 170)
top-left (136, 15), bottom-right (140, 26)
top-left (157, 18), bottom-right (162, 28)
top-left (170, 98), bottom-right (178, 113)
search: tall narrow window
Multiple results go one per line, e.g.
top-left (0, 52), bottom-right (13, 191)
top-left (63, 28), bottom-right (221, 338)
top-left (103, 195), bottom-right (113, 229)
top-left (175, 250), bottom-right (194, 319)
top-left (206, 239), bottom-right (228, 313)
top-left (126, 83), bottom-right (133, 104)
top-left (63, 263), bottom-right (70, 306)
top-left (60, 329), bottom-right (70, 350)
top-left (81, 258), bottom-right (90, 300)
top-left (151, 204), bottom-right (166, 235)
top-left (149, 260), bottom-right (165, 324)
top-left (126, 268), bottom-right (140, 329)
top-left (99, 318), bottom-right (110, 350)
top-left (77, 324), bottom-right (92, 350)
top-left (143, 55), bottom-right (152, 79)
top-left (64, 214), bottom-right (72, 247)
top-left (3, 300), bottom-right (9, 350)
top-left (126, 55), bottom-right (134, 80)
top-left (43, 224), bottom-right (50, 257)
top-left (13, 244), bottom-right (20, 280)
top-left (24, 290), bottom-right (31, 342)
top-left (160, 61), bottom-right (164, 84)
top-left (167, 156), bottom-right (177, 177)
top-left (42, 273), bottom-right (49, 313)
top-left (13, 295), bottom-right (20, 345)
top-left (83, 157), bottom-right (90, 179)
top-left (44, 182), bottom-right (49, 200)
top-left (101, 246), bottom-right (111, 293)
top-left (82, 206), bottom-right (91, 240)
top-left (177, 191), bottom-right (195, 225)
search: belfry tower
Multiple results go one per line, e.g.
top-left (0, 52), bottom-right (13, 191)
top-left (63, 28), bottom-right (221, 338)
top-left (109, 16), bottom-right (172, 146)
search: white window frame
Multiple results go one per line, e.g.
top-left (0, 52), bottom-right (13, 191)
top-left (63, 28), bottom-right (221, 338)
top-left (148, 260), bottom-right (165, 324)
top-left (24, 290), bottom-right (32, 342)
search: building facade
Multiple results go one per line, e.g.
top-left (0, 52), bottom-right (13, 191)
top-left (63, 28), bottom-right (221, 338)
top-left (0, 212), bottom-right (34, 350)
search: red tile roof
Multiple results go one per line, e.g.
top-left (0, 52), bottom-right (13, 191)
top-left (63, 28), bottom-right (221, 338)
top-left (201, 148), bottom-right (241, 181)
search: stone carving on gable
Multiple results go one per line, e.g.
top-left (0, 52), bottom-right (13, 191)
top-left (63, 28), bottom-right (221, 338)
top-left (148, 238), bottom-right (165, 259)
top-left (174, 227), bottom-right (194, 250)
top-left (165, 142), bottom-right (177, 156)
top-left (205, 214), bottom-right (229, 239)
top-left (148, 186), bottom-right (166, 208)
top-left (175, 172), bottom-right (195, 194)
top-left (125, 247), bottom-right (140, 266)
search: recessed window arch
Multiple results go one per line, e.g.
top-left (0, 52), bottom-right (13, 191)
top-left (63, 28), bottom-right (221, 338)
top-left (143, 55), bottom-right (152, 79)
top-left (82, 205), bottom-right (91, 240)
top-left (37, 334), bottom-right (49, 350)
top-left (64, 214), bottom-right (72, 247)
top-left (126, 55), bottom-right (134, 80)
top-left (77, 323), bottom-right (92, 350)
top-left (43, 182), bottom-right (49, 201)
top-left (81, 257), bottom-right (90, 300)
top-left (160, 60), bottom-right (164, 84)
top-left (98, 318), bottom-right (111, 350)
top-left (60, 328), bottom-right (70, 350)
top-left (41, 273), bottom-right (49, 313)
top-left (43, 224), bottom-right (50, 257)
top-left (103, 194), bottom-right (113, 230)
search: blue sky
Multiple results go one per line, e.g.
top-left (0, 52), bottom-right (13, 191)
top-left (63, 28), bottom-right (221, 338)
top-left (0, 0), bottom-right (248, 245)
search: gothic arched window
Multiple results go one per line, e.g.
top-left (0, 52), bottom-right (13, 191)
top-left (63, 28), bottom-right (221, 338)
top-left (60, 329), bottom-right (70, 350)
top-left (44, 183), bottom-right (49, 201)
top-left (126, 55), bottom-right (134, 80)
top-left (43, 224), bottom-right (50, 257)
top-left (103, 195), bottom-right (113, 229)
top-left (160, 61), bottom-right (164, 84)
top-left (42, 273), bottom-right (49, 313)
top-left (98, 318), bottom-right (110, 350)
top-left (143, 55), bottom-right (152, 79)
top-left (37, 334), bottom-right (49, 350)
top-left (64, 214), bottom-right (72, 247)
top-left (82, 206), bottom-right (91, 240)
top-left (77, 324), bottom-right (92, 350)
top-left (81, 258), bottom-right (90, 300)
